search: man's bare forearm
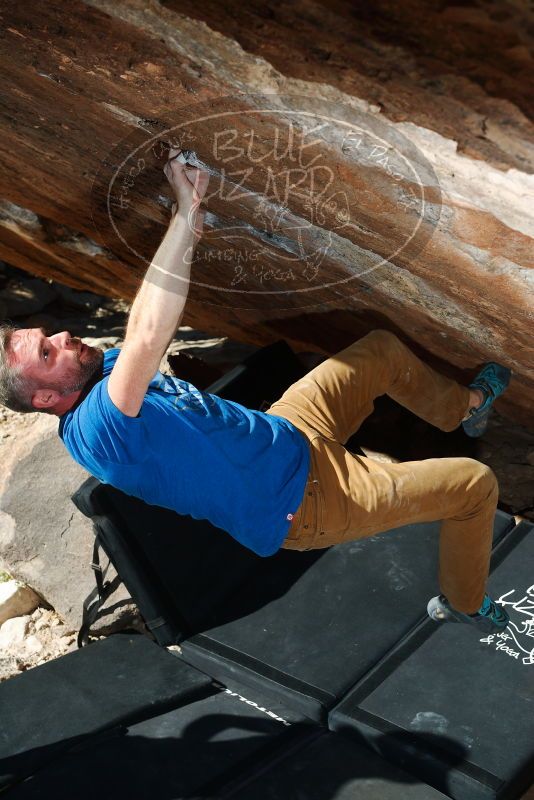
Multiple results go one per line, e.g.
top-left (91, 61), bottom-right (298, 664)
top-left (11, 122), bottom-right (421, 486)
top-left (125, 212), bottom-right (198, 356)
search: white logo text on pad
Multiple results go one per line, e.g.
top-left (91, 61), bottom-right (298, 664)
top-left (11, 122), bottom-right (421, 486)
top-left (480, 584), bottom-right (534, 665)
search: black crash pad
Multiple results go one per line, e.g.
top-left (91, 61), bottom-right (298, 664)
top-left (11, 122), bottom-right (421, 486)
top-left (329, 520), bottom-right (534, 800)
top-left (71, 478), bottom-right (264, 645)
top-left (72, 476), bottom-right (514, 722)
top-left (179, 510), bottom-right (514, 722)
top-left (0, 632), bottom-right (215, 791)
top-left (3, 671), bottom-right (313, 799)
top-left (1, 643), bottom-right (454, 800)
top-left (230, 729), bottom-right (452, 800)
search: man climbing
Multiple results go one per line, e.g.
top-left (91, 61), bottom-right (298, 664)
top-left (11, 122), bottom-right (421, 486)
top-left (0, 149), bottom-right (512, 636)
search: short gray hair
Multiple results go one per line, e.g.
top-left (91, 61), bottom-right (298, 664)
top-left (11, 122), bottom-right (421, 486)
top-left (0, 323), bottom-right (38, 413)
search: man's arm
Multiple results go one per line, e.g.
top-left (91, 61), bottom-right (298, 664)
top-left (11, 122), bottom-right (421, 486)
top-left (108, 152), bottom-right (209, 418)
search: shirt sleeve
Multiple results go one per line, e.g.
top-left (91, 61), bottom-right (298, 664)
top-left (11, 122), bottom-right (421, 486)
top-left (73, 375), bottom-right (149, 465)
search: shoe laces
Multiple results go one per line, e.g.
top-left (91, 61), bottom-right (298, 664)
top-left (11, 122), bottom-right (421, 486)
top-left (478, 594), bottom-right (493, 616)
top-left (475, 594), bottom-right (508, 623)
top-left (471, 364), bottom-right (509, 401)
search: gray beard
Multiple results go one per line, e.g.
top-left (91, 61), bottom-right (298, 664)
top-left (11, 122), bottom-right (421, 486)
top-left (59, 347), bottom-right (104, 396)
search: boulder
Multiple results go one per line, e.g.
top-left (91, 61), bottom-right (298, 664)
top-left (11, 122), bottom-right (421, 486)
top-left (0, 580), bottom-right (40, 626)
top-left (55, 284), bottom-right (104, 311)
top-left (0, 277), bottom-right (57, 319)
top-left (0, 0), bottom-right (532, 426)
top-left (0, 615), bottom-right (30, 649)
top-left (0, 415), bottom-right (140, 635)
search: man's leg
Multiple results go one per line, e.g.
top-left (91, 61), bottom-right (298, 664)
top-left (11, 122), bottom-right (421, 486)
top-left (268, 329), bottom-right (497, 615)
top-left (268, 329), bottom-right (471, 445)
top-left (298, 439), bottom-right (498, 614)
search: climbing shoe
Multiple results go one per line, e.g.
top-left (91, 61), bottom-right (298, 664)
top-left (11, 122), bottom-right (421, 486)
top-left (427, 592), bottom-right (510, 634)
top-left (462, 362), bottom-right (511, 438)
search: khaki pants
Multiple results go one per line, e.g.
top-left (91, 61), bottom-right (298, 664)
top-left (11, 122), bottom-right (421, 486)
top-left (266, 329), bottom-right (498, 614)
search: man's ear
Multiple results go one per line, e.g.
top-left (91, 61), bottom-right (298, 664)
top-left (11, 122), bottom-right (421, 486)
top-left (31, 388), bottom-right (61, 410)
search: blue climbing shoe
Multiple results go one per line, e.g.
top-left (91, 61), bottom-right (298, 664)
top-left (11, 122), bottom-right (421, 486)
top-left (427, 593), bottom-right (510, 634)
top-left (462, 362), bottom-right (511, 438)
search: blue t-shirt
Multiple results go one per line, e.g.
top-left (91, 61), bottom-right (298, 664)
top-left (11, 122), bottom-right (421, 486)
top-left (58, 348), bottom-right (310, 556)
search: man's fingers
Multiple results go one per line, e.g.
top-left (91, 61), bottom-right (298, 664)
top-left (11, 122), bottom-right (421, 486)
top-left (163, 153), bottom-right (210, 218)
top-left (163, 158), bottom-right (184, 179)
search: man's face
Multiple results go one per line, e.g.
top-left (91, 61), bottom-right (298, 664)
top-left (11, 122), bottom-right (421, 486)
top-left (8, 327), bottom-right (104, 412)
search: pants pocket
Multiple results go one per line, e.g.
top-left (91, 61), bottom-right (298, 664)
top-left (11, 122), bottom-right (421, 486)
top-left (284, 496), bottom-right (306, 542)
top-left (305, 479), bottom-right (328, 549)
top-left (281, 433), bottom-right (328, 551)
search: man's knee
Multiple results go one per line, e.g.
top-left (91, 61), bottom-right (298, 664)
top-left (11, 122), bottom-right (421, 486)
top-left (445, 459), bottom-right (498, 522)
top-left (464, 458), bottom-right (499, 499)
top-left (362, 328), bottom-right (400, 349)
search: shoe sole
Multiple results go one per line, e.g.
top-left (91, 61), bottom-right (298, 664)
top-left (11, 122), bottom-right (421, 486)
top-left (462, 407), bottom-right (492, 438)
top-left (426, 596), bottom-right (509, 634)
top-left (427, 596), bottom-right (458, 623)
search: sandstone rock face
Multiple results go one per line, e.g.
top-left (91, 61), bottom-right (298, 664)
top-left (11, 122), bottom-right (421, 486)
top-left (0, 415), bottom-right (140, 634)
top-left (0, 0), bottom-right (532, 424)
